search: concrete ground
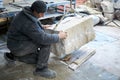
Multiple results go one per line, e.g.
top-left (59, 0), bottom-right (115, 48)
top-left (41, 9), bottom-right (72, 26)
top-left (0, 21), bottom-right (120, 80)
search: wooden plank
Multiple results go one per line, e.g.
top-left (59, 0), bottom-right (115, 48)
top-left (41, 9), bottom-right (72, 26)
top-left (0, 18), bottom-right (7, 26)
top-left (0, 18), bottom-right (7, 22)
top-left (68, 46), bottom-right (96, 70)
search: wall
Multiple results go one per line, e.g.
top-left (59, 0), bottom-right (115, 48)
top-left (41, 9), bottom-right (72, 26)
top-left (3, 0), bottom-right (22, 4)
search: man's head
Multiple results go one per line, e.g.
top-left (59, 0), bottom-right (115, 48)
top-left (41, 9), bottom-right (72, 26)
top-left (31, 0), bottom-right (47, 18)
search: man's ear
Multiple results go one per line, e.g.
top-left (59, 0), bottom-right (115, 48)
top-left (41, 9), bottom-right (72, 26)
top-left (33, 10), bottom-right (39, 17)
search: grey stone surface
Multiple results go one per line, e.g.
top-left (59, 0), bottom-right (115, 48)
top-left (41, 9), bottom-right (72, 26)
top-left (0, 56), bottom-right (119, 80)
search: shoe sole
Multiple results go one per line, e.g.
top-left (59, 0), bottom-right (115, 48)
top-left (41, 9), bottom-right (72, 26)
top-left (33, 71), bottom-right (56, 79)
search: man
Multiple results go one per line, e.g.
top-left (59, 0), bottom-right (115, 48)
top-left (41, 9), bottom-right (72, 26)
top-left (4, 0), bottom-right (67, 79)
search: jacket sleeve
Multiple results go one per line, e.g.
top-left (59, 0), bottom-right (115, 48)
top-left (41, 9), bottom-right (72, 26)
top-left (21, 23), bottom-right (60, 45)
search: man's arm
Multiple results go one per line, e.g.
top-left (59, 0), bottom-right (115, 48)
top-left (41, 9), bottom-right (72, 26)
top-left (22, 24), bottom-right (60, 45)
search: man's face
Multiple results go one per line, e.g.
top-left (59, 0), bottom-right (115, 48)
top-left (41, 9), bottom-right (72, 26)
top-left (33, 10), bottom-right (45, 18)
top-left (37, 13), bottom-right (44, 18)
top-left (36, 13), bottom-right (44, 18)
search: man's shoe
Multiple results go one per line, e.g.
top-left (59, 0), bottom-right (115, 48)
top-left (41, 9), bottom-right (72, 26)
top-left (4, 52), bottom-right (16, 66)
top-left (33, 67), bottom-right (57, 79)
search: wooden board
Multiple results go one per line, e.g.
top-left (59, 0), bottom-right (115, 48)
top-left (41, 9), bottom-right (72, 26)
top-left (0, 18), bottom-right (7, 22)
top-left (65, 46), bottom-right (96, 70)
top-left (0, 18), bottom-right (7, 26)
top-left (59, 46), bottom-right (96, 70)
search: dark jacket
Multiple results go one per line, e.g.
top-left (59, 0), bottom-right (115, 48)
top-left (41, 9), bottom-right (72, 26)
top-left (7, 7), bottom-right (59, 56)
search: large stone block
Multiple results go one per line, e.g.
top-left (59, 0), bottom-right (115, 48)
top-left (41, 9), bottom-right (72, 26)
top-left (48, 16), bottom-right (95, 58)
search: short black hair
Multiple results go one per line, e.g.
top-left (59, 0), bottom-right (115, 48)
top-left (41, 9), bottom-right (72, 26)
top-left (31, 0), bottom-right (47, 13)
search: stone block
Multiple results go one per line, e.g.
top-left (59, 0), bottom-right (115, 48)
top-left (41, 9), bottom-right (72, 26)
top-left (48, 16), bottom-right (95, 58)
top-left (101, 1), bottom-right (114, 20)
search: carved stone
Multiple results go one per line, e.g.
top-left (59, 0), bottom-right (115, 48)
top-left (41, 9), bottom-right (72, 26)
top-left (48, 16), bottom-right (95, 58)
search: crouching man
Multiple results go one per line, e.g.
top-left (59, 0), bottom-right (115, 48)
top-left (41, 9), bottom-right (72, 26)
top-left (4, 0), bottom-right (67, 79)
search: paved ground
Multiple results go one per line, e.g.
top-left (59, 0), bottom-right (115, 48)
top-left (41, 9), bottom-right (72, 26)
top-left (0, 21), bottom-right (120, 80)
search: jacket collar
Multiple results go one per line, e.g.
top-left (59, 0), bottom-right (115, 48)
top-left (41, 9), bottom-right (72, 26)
top-left (22, 6), bottom-right (43, 29)
top-left (23, 6), bottom-right (38, 23)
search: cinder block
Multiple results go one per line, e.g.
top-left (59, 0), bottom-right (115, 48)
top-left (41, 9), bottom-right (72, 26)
top-left (48, 16), bottom-right (95, 58)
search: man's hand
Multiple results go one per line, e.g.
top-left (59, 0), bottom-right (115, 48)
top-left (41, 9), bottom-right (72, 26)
top-left (58, 31), bottom-right (67, 39)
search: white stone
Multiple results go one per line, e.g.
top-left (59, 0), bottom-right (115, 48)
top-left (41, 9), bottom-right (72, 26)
top-left (113, 0), bottom-right (120, 9)
top-left (101, 1), bottom-right (114, 20)
top-left (49, 16), bottom-right (95, 58)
